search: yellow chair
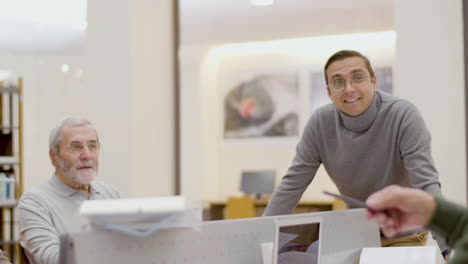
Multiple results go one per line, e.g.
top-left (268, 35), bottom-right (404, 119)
top-left (16, 243), bottom-right (29, 264)
top-left (225, 196), bottom-right (256, 219)
top-left (332, 198), bottom-right (347, 210)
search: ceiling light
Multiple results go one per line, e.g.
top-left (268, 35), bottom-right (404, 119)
top-left (250, 0), bottom-right (274, 6)
top-left (61, 64), bottom-right (70, 73)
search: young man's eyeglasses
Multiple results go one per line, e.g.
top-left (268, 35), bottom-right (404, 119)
top-left (65, 142), bottom-right (100, 154)
top-left (329, 73), bottom-right (369, 91)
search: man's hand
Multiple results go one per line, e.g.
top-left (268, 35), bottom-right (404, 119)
top-left (365, 185), bottom-right (436, 237)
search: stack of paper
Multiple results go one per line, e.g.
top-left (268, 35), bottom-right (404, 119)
top-left (79, 196), bottom-right (201, 236)
top-left (360, 246), bottom-right (437, 264)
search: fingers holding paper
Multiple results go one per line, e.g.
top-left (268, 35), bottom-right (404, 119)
top-left (365, 185), bottom-right (436, 237)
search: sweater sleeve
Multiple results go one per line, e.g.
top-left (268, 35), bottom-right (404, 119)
top-left (19, 193), bottom-right (60, 264)
top-left (398, 103), bottom-right (441, 195)
top-left (397, 102), bottom-right (449, 252)
top-left (264, 114), bottom-right (322, 216)
top-left (428, 196), bottom-right (468, 264)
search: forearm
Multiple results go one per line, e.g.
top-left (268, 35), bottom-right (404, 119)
top-left (400, 103), bottom-right (441, 194)
top-left (265, 115), bottom-right (320, 216)
top-left (22, 233), bottom-right (60, 264)
top-left (19, 203), bottom-right (60, 264)
top-left (264, 178), bottom-right (307, 216)
top-left (264, 158), bottom-right (318, 216)
top-left (429, 196), bottom-right (468, 247)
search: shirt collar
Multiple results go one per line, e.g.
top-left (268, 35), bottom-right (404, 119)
top-left (338, 90), bottom-right (381, 132)
top-left (49, 174), bottom-right (100, 197)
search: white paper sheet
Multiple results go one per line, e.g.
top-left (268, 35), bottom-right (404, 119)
top-left (360, 246), bottom-right (436, 264)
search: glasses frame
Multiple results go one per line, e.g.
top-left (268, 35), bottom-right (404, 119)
top-left (64, 141), bottom-right (101, 154)
top-left (328, 73), bottom-right (371, 91)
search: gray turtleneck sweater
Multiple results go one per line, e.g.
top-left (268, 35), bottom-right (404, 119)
top-left (264, 90), bottom-right (446, 248)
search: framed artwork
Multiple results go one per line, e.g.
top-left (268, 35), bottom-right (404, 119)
top-left (223, 72), bottom-right (300, 139)
top-left (374, 67), bottom-right (393, 94)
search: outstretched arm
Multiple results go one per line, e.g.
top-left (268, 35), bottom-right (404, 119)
top-left (365, 185), bottom-right (436, 238)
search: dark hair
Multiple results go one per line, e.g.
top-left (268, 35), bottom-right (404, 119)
top-left (324, 50), bottom-right (375, 84)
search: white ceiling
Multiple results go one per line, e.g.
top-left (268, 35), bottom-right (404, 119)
top-left (0, 0), bottom-right (86, 54)
top-left (0, 0), bottom-right (394, 52)
top-left (180, 0), bottom-right (394, 45)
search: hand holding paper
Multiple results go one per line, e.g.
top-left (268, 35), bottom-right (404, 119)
top-left (365, 185), bottom-right (436, 238)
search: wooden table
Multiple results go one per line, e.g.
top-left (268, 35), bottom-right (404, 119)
top-left (207, 199), bottom-right (333, 220)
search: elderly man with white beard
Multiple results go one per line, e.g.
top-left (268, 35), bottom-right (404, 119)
top-left (19, 117), bottom-right (120, 264)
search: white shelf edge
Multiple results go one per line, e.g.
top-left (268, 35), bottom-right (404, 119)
top-left (0, 199), bottom-right (18, 207)
top-left (0, 156), bottom-right (19, 164)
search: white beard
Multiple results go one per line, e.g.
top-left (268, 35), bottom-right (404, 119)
top-left (57, 158), bottom-right (98, 185)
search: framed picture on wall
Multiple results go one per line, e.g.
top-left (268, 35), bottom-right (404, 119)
top-left (374, 67), bottom-right (393, 94)
top-left (309, 66), bottom-right (393, 115)
top-left (223, 72), bottom-right (300, 139)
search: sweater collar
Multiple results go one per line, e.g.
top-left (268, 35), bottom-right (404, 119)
top-left (338, 90), bottom-right (381, 132)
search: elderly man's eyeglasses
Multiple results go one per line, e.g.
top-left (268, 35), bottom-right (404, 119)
top-left (65, 142), bottom-right (100, 154)
top-left (329, 73), bottom-right (369, 91)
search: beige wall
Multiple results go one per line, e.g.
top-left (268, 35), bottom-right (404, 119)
top-left (395, 0), bottom-right (466, 204)
top-left (8, 0), bottom-right (175, 198)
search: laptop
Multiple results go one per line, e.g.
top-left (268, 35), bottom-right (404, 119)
top-left (273, 215), bottom-right (322, 264)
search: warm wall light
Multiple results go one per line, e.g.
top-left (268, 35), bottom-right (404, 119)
top-left (212, 31), bottom-right (396, 59)
top-left (250, 0), bottom-right (274, 6)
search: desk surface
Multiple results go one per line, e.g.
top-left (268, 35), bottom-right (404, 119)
top-left (210, 199), bottom-right (333, 206)
top-left (207, 199), bottom-right (334, 220)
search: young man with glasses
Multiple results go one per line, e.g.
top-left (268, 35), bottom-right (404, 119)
top-left (264, 50), bottom-right (450, 259)
top-left (18, 117), bottom-right (120, 264)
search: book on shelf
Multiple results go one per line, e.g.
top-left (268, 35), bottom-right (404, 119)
top-left (0, 172), bottom-right (15, 200)
top-left (0, 156), bottom-right (18, 164)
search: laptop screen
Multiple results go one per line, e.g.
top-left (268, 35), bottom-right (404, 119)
top-left (273, 216), bottom-right (322, 264)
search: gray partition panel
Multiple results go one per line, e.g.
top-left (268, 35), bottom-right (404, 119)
top-left (68, 209), bottom-right (380, 264)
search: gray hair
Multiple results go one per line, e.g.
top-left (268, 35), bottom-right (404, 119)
top-left (49, 117), bottom-right (99, 154)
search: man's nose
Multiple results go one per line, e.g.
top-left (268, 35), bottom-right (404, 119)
top-left (79, 146), bottom-right (93, 159)
top-left (343, 80), bottom-right (356, 92)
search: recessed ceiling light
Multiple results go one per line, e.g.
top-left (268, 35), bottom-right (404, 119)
top-left (250, 0), bottom-right (274, 6)
top-left (61, 64), bottom-right (70, 73)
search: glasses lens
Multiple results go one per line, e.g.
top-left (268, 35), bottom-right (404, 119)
top-left (332, 79), bottom-right (345, 90)
top-left (67, 142), bottom-right (99, 153)
top-left (351, 74), bottom-right (366, 85)
top-left (88, 142), bottom-right (99, 152)
top-left (330, 74), bottom-right (368, 90)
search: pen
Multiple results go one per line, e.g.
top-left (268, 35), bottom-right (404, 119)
top-left (323, 191), bottom-right (388, 215)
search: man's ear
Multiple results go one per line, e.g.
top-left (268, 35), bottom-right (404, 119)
top-left (371, 75), bottom-right (377, 91)
top-left (49, 149), bottom-right (57, 167)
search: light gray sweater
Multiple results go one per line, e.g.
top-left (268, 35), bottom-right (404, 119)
top-left (0, 249), bottom-right (10, 264)
top-left (19, 176), bottom-right (120, 264)
top-left (264, 90), bottom-right (446, 248)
